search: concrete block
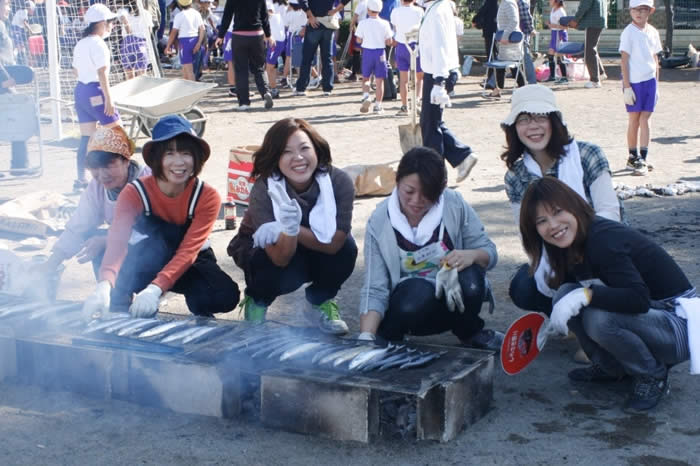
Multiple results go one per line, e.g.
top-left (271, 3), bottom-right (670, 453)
top-left (123, 354), bottom-right (241, 418)
top-left (0, 327), bottom-right (16, 380)
top-left (261, 370), bottom-right (376, 443)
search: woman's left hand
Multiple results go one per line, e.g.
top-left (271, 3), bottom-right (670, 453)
top-left (442, 250), bottom-right (477, 272)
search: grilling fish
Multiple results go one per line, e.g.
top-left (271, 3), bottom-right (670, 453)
top-left (318, 345), bottom-right (373, 366)
top-left (363, 348), bottom-right (416, 372)
top-left (267, 340), bottom-right (307, 359)
top-left (185, 326), bottom-right (235, 345)
top-left (311, 344), bottom-right (348, 364)
top-left (249, 336), bottom-right (300, 357)
top-left (160, 326), bottom-right (202, 344)
top-left (28, 302), bottom-right (82, 320)
top-left (181, 326), bottom-right (217, 344)
top-left (102, 318), bottom-right (143, 334)
top-left (279, 342), bottom-right (325, 361)
top-left (137, 320), bottom-right (190, 339)
top-left (115, 319), bottom-right (162, 337)
top-left (399, 352), bottom-right (443, 370)
top-left (84, 316), bottom-right (132, 333)
top-left (348, 346), bottom-right (392, 371)
top-left (0, 300), bottom-right (47, 318)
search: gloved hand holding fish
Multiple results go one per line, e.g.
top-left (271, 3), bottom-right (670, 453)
top-left (82, 280), bottom-right (112, 320)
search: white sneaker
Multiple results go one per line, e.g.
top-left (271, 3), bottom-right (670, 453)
top-left (236, 104), bottom-right (250, 111)
top-left (456, 154), bottom-right (478, 183)
top-left (373, 103), bottom-right (383, 114)
top-left (292, 89), bottom-right (307, 97)
top-left (584, 81), bottom-right (602, 89)
top-left (360, 96), bottom-right (372, 113)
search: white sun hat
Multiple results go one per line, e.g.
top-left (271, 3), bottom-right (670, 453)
top-left (501, 84), bottom-right (564, 128)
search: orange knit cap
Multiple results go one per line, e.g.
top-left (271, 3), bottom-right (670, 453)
top-left (87, 126), bottom-right (134, 160)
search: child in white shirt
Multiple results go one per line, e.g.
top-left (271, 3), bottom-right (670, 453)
top-left (619, 0), bottom-right (662, 176)
top-left (545, 0), bottom-right (568, 83)
top-left (118, 1), bottom-right (152, 79)
top-left (166, 0), bottom-right (205, 80)
top-left (265, 0), bottom-right (287, 97)
top-left (391, 0), bottom-right (423, 115)
top-left (355, 0), bottom-right (393, 114)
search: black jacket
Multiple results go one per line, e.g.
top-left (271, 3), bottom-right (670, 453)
top-left (217, 0), bottom-right (270, 39)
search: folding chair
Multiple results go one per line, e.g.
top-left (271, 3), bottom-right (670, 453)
top-left (484, 31), bottom-right (525, 95)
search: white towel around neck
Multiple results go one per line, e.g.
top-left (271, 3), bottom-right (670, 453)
top-left (524, 141), bottom-right (587, 297)
top-left (267, 173), bottom-right (337, 244)
top-left (388, 188), bottom-right (444, 247)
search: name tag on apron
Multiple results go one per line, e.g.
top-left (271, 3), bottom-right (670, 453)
top-left (412, 241), bottom-right (445, 264)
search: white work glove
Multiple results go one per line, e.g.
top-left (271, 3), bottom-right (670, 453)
top-left (549, 287), bottom-right (592, 336)
top-left (435, 265), bottom-right (465, 313)
top-left (253, 221), bottom-right (283, 248)
top-left (82, 280), bottom-right (111, 320)
top-left (268, 183), bottom-right (302, 236)
top-left (130, 284), bottom-right (163, 318)
top-left (430, 84), bottom-right (451, 108)
top-left (623, 87), bottom-right (636, 106)
top-left (357, 331), bottom-right (376, 341)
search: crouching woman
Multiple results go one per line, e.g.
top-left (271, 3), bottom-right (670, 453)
top-left (358, 147), bottom-right (502, 350)
top-left (227, 118), bottom-right (357, 335)
top-left (83, 115), bottom-right (240, 318)
top-left (520, 177), bottom-right (696, 411)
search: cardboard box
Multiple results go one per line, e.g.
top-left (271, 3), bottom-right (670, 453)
top-left (227, 145), bottom-right (259, 207)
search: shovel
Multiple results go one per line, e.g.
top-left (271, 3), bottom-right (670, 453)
top-left (398, 40), bottom-right (422, 154)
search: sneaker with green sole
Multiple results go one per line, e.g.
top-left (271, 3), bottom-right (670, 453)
top-left (239, 295), bottom-right (267, 323)
top-left (304, 299), bottom-right (349, 335)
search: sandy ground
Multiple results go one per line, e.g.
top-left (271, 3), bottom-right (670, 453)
top-left (0, 61), bottom-right (699, 465)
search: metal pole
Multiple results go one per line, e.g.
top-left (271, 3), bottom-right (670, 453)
top-left (45, 0), bottom-right (62, 140)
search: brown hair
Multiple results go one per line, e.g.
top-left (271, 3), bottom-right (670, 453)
top-left (520, 177), bottom-right (595, 289)
top-left (251, 118), bottom-right (332, 180)
top-left (147, 134), bottom-right (206, 181)
top-left (396, 146), bottom-right (447, 204)
top-left (500, 112), bottom-right (572, 170)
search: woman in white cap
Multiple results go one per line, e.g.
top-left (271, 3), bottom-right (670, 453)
top-left (501, 84), bottom-right (621, 363)
top-left (72, 3), bottom-right (121, 192)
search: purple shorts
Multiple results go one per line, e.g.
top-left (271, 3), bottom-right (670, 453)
top-left (625, 78), bottom-right (657, 113)
top-left (395, 42), bottom-right (422, 73)
top-left (120, 35), bottom-right (148, 70)
top-left (223, 31), bottom-right (233, 62)
top-left (266, 38), bottom-right (286, 65)
top-left (178, 36), bottom-right (199, 65)
top-left (361, 47), bottom-right (387, 79)
top-left (548, 30), bottom-right (568, 51)
top-left (74, 82), bottom-right (120, 125)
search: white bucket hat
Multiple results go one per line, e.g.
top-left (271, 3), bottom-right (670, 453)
top-left (630, 0), bottom-right (655, 10)
top-left (84, 4), bottom-right (117, 24)
top-left (501, 84), bottom-right (564, 128)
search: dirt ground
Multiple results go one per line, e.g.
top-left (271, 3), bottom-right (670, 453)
top-left (1, 60), bottom-right (699, 465)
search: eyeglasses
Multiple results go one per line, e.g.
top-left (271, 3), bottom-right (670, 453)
top-left (515, 113), bottom-right (550, 127)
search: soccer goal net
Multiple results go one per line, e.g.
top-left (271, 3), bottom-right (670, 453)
top-left (9, 0), bottom-right (161, 139)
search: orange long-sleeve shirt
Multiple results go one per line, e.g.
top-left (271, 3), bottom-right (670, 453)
top-left (99, 176), bottom-right (221, 292)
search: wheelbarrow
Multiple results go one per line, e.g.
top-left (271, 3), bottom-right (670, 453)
top-left (110, 76), bottom-right (217, 139)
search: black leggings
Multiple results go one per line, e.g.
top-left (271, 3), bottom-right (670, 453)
top-left (378, 264), bottom-right (487, 342)
top-left (548, 54), bottom-right (567, 78)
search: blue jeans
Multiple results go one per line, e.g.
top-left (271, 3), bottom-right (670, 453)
top-left (509, 263), bottom-right (553, 315)
top-left (420, 72), bottom-right (472, 168)
top-left (245, 236), bottom-right (357, 306)
top-left (378, 265), bottom-right (486, 342)
top-left (557, 283), bottom-right (688, 379)
top-left (522, 35), bottom-right (536, 85)
top-left (296, 25), bottom-right (334, 93)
